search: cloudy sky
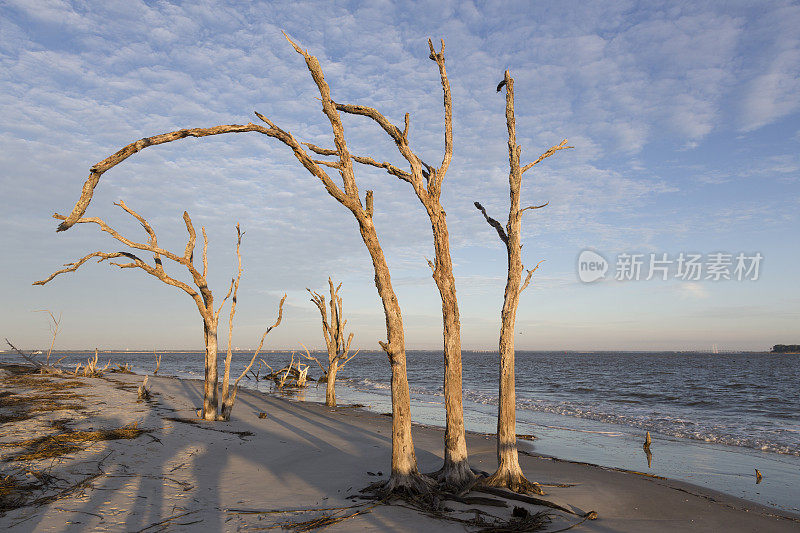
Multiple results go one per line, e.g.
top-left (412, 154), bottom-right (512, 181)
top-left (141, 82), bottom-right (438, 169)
top-left (1, 1), bottom-right (798, 352)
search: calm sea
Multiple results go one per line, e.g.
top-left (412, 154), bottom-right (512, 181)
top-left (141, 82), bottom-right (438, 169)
top-left (4, 349), bottom-right (799, 513)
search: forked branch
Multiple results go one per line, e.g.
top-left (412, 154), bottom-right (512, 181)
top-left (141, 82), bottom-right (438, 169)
top-left (521, 139), bottom-right (572, 174)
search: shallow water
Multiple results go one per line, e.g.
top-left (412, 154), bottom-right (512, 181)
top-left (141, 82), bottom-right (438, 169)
top-left (6, 349), bottom-right (798, 513)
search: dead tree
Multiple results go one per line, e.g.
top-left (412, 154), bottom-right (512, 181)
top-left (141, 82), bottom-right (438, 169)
top-left (314, 39), bottom-right (472, 490)
top-left (474, 70), bottom-right (571, 494)
top-left (35, 310), bottom-right (62, 366)
top-left (260, 35), bottom-right (430, 494)
top-left (302, 278), bottom-right (358, 407)
top-left (218, 225), bottom-right (287, 420)
top-left (49, 33), bottom-right (429, 495)
top-left (34, 201), bottom-right (238, 421)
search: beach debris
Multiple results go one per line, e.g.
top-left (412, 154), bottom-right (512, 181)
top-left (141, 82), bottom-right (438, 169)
top-left (112, 363), bottom-right (134, 374)
top-left (74, 349), bottom-right (110, 377)
top-left (643, 431), bottom-right (653, 467)
top-left (755, 469), bottom-right (763, 483)
top-left (153, 350), bottom-right (161, 375)
top-left (4, 338), bottom-right (63, 375)
top-left (137, 375), bottom-right (150, 400)
top-left (2, 423), bottom-right (144, 462)
top-left (475, 486), bottom-right (597, 521)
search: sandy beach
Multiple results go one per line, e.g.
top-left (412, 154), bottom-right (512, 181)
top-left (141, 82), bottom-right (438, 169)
top-left (1, 365), bottom-right (798, 532)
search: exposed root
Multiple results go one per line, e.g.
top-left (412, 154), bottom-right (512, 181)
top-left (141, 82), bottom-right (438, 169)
top-left (360, 471), bottom-right (438, 508)
top-left (475, 486), bottom-right (597, 520)
top-left (428, 460), bottom-right (478, 494)
top-left (482, 468), bottom-right (545, 495)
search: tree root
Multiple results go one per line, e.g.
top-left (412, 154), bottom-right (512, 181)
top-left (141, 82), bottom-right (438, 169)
top-left (481, 468), bottom-right (546, 495)
top-left (475, 486), bottom-right (597, 520)
top-left (359, 471), bottom-right (439, 508)
top-left (427, 460), bottom-right (478, 494)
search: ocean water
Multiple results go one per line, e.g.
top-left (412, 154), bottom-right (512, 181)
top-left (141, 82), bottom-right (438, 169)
top-left (4, 349), bottom-right (799, 513)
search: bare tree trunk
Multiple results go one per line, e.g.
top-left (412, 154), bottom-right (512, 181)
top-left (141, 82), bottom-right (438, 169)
top-left (326, 360), bottom-right (338, 406)
top-left (202, 321), bottom-right (219, 421)
top-left (331, 39), bottom-right (472, 490)
top-left (429, 211), bottom-right (472, 488)
top-left (220, 294), bottom-right (286, 420)
top-left (475, 70), bottom-right (570, 495)
top-left (307, 277), bottom-right (356, 408)
top-left (37, 203), bottom-right (240, 423)
top-left (357, 218), bottom-right (423, 490)
top-left (486, 241), bottom-right (530, 491)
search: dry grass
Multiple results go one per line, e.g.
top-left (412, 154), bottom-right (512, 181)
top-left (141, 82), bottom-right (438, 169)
top-left (0, 473), bottom-right (40, 511)
top-left (2, 423), bottom-right (144, 462)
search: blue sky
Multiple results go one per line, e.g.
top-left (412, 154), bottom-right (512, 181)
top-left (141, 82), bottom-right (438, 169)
top-left (1, 1), bottom-right (798, 351)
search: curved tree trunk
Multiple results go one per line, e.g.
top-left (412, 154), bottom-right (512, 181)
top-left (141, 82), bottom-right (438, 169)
top-left (202, 321), bottom-right (219, 421)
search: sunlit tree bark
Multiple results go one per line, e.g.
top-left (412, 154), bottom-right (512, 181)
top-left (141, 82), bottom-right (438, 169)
top-left (475, 70), bottom-right (571, 494)
top-left (36, 202), bottom-right (247, 421)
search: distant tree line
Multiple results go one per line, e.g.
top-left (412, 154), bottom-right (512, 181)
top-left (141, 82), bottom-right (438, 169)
top-left (772, 344), bottom-right (800, 353)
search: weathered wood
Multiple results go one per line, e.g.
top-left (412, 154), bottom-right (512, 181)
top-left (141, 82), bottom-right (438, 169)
top-left (261, 33), bottom-right (428, 493)
top-left (35, 202), bottom-right (244, 421)
top-left (475, 70), bottom-right (571, 494)
top-left (333, 38), bottom-right (471, 491)
top-left (304, 278), bottom-right (358, 407)
top-left (49, 32), bottom-right (429, 493)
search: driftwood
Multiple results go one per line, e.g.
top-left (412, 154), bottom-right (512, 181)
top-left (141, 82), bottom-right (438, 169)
top-left (34, 201), bottom-right (241, 421)
top-left (73, 349), bottom-right (110, 377)
top-left (153, 350), bottom-right (161, 375)
top-left (4, 339), bottom-right (62, 375)
top-left (267, 353), bottom-right (310, 389)
top-left (474, 70), bottom-right (571, 495)
top-left (137, 375), bottom-right (150, 400)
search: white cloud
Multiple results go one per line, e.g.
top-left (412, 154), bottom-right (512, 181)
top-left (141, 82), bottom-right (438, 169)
top-left (1, 1), bottom-right (798, 349)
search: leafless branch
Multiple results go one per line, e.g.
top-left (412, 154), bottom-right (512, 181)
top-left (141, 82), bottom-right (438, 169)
top-left (519, 260), bottom-right (545, 294)
top-left (520, 139), bottom-right (572, 174)
top-left (519, 202), bottom-right (549, 215)
top-left (474, 202), bottom-right (508, 244)
top-left (236, 294), bottom-right (288, 385)
top-left (299, 343), bottom-right (327, 375)
top-left (56, 123), bottom-right (279, 232)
